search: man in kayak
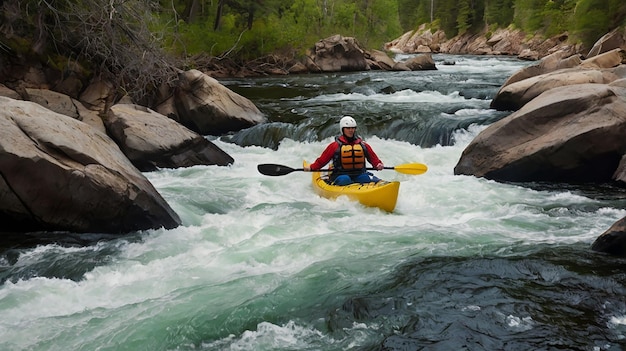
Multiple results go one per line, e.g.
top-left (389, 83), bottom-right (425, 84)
top-left (303, 116), bottom-right (384, 185)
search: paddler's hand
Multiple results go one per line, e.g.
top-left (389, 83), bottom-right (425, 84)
top-left (375, 163), bottom-right (384, 171)
top-left (304, 166), bottom-right (311, 171)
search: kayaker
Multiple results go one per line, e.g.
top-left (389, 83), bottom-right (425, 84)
top-left (303, 116), bottom-right (384, 185)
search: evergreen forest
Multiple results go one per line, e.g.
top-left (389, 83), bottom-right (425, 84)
top-left (164, 0), bottom-right (626, 58)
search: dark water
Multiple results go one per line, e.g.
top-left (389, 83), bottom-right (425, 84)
top-left (331, 246), bottom-right (626, 350)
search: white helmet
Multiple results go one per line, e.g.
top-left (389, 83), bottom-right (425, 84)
top-left (339, 116), bottom-right (357, 132)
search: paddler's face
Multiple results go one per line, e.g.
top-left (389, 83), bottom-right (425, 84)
top-left (343, 127), bottom-right (356, 138)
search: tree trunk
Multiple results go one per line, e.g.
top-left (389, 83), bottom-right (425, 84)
top-left (214, 0), bottom-right (224, 30)
top-left (183, 0), bottom-right (201, 23)
top-left (247, 8), bottom-right (254, 30)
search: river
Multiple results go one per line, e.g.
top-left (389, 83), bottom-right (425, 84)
top-left (1, 55), bottom-right (626, 350)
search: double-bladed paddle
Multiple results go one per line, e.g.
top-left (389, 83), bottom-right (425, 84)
top-left (257, 163), bottom-right (428, 176)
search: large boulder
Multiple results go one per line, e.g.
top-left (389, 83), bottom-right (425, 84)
top-left (580, 48), bottom-right (626, 69)
top-left (587, 28), bottom-right (626, 58)
top-left (403, 54), bottom-right (436, 71)
top-left (490, 68), bottom-right (607, 111)
top-left (307, 35), bottom-right (370, 72)
top-left (105, 104), bottom-right (234, 171)
top-left (491, 50), bottom-right (626, 111)
top-left (384, 26), bottom-right (447, 54)
top-left (79, 77), bottom-right (116, 111)
top-left (498, 50), bottom-right (582, 89)
top-left (454, 83), bottom-right (626, 183)
top-left (365, 49), bottom-right (397, 70)
top-left (162, 69), bottom-right (266, 135)
top-left (26, 88), bottom-right (79, 118)
top-left (0, 97), bottom-right (181, 234)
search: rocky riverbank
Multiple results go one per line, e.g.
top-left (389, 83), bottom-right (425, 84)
top-left (3, 26), bottom-right (626, 252)
top-left (384, 25), bottom-right (580, 61)
top-left (447, 28), bottom-right (626, 255)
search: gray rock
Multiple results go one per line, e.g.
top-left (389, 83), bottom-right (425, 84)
top-left (0, 97), bottom-right (181, 233)
top-left (308, 35), bottom-right (369, 72)
top-left (592, 216), bottom-right (626, 256)
top-left (491, 68), bottom-right (605, 111)
top-left (403, 54), bottom-right (436, 71)
top-left (166, 69), bottom-right (266, 135)
top-left (498, 50), bottom-right (581, 89)
top-left (454, 83), bottom-right (626, 183)
top-left (106, 104), bottom-right (234, 171)
top-left (587, 28), bottom-right (626, 58)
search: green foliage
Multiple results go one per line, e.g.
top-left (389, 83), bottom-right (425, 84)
top-left (456, 0), bottom-right (472, 34)
top-left (397, 0), bottom-right (625, 50)
top-left (609, 0), bottom-right (626, 27)
top-left (156, 0), bottom-right (403, 58)
top-left (541, 0), bottom-right (576, 36)
top-left (572, 0), bottom-right (610, 46)
top-left (513, 0), bottom-right (546, 32)
top-left (8, 0), bottom-right (625, 71)
top-left (484, 0), bottom-right (515, 27)
top-left (436, 0), bottom-right (459, 36)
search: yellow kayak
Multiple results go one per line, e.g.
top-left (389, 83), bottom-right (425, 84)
top-left (305, 161), bottom-right (400, 212)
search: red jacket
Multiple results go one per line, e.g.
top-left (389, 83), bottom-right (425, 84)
top-left (309, 135), bottom-right (382, 171)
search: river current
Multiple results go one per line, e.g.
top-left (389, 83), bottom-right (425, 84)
top-left (2, 55), bottom-right (626, 350)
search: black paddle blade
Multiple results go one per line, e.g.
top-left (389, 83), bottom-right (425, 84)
top-left (257, 164), bottom-right (300, 176)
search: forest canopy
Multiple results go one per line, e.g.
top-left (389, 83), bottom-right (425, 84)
top-left (160, 0), bottom-right (626, 58)
top-left (2, 0), bottom-right (626, 63)
top-left (397, 0), bottom-right (626, 47)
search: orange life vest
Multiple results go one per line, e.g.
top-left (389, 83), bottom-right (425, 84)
top-left (332, 137), bottom-right (368, 176)
top-left (339, 143), bottom-right (366, 170)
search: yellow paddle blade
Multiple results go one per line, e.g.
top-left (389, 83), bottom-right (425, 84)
top-left (393, 163), bottom-right (428, 175)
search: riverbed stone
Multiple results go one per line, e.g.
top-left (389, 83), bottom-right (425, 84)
top-left (403, 54), bottom-right (436, 70)
top-left (0, 96), bottom-right (181, 234)
top-left (587, 28), bottom-right (626, 58)
top-left (105, 103), bottom-right (234, 171)
top-left (26, 88), bottom-right (79, 118)
top-left (308, 35), bottom-right (370, 72)
top-left (498, 50), bottom-right (582, 89)
top-left (454, 83), bottom-right (626, 183)
top-left (592, 216), bottom-right (626, 256)
top-left (165, 69), bottom-right (266, 135)
top-left (492, 63), bottom-right (626, 112)
top-left (366, 49), bottom-right (397, 70)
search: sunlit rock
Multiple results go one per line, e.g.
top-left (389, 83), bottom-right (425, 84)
top-left (403, 54), bottom-right (436, 71)
top-left (307, 35), bottom-right (369, 72)
top-left (579, 48), bottom-right (626, 69)
top-left (25, 88), bottom-right (78, 118)
top-left (455, 83), bottom-right (626, 183)
top-left (498, 50), bottom-right (581, 90)
top-left (587, 28), bottom-right (626, 58)
top-left (79, 77), bottom-right (115, 110)
top-left (163, 69), bottom-right (266, 135)
top-left (492, 50), bottom-right (626, 111)
top-left (490, 69), bottom-right (605, 111)
top-left (366, 49), bottom-right (396, 70)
